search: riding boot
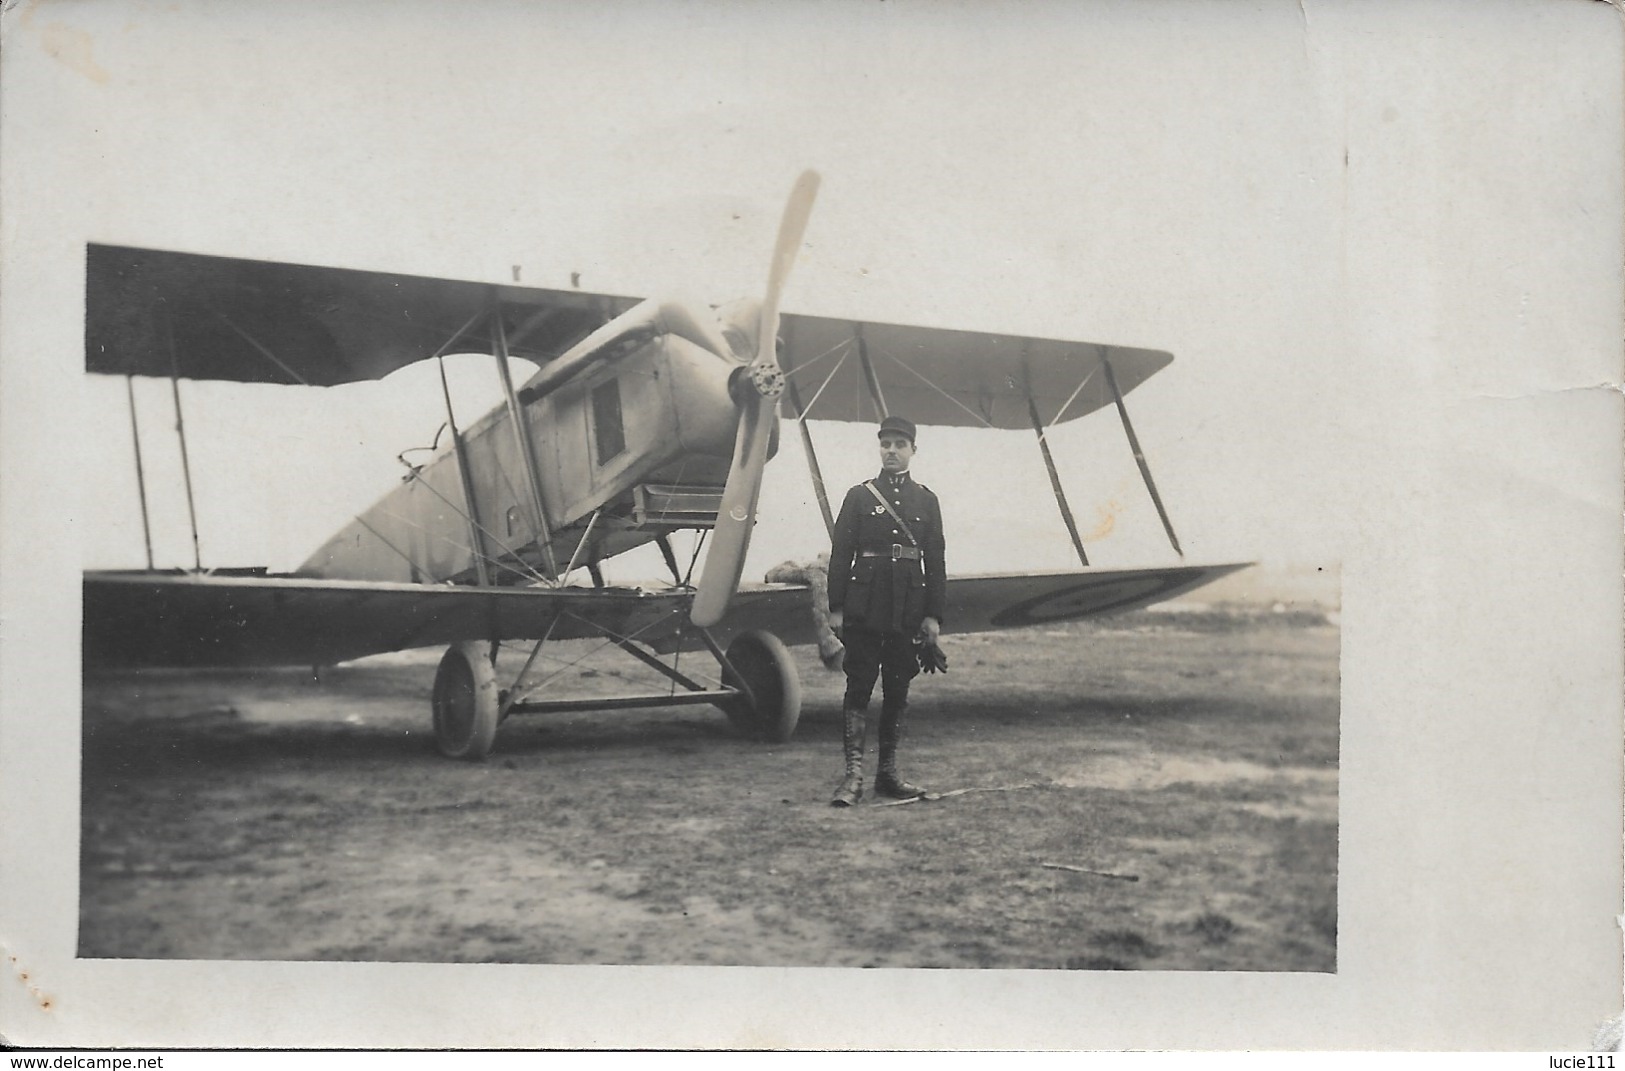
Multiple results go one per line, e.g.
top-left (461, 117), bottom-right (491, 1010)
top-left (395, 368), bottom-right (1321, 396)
top-left (830, 704), bottom-right (868, 807)
top-left (875, 702), bottom-right (926, 799)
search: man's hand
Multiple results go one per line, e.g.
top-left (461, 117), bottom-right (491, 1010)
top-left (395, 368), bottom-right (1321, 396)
top-left (828, 610), bottom-right (844, 638)
top-left (916, 617), bottom-right (948, 675)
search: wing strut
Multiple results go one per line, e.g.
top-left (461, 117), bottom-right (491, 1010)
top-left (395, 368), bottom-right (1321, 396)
top-left (1103, 357), bottom-right (1183, 557)
top-left (490, 309), bottom-right (561, 577)
top-left (1027, 396), bottom-right (1090, 567)
top-left (124, 377), bottom-right (155, 570)
top-left (560, 508), bottom-right (603, 586)
top-left (854, 324), bottom-right (889, 419)
top-left (790, 396), bottom-right (835, 538)
top-left (436, 354), bottom-right (492, 586)
top-left (655, 533), bottom-right (684, 586)
top-left (499, 615), bottom-right (562, 719)
top-left (780, 326), bottom-right (835, 538)
top-left (163, 310), bottom-right (203, 571)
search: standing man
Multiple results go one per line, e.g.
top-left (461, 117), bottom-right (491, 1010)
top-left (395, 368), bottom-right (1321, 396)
top-left (826, 416), bottom-right (946, 806)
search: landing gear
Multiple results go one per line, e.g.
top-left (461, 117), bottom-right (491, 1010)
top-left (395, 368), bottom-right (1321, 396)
top-left (432, 641), bottom-right (500, 759)
top-left (718, 629), bottom-right (802, 743)
top-left (426, 627), bottom-right (803, 758)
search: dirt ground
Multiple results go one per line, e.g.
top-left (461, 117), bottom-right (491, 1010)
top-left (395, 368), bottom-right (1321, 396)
top-left (80, 608), bottom-right (1339, 971)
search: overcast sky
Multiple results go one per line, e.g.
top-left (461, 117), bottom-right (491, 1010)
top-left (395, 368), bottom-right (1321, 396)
top-left (27, 1), bottom-right (1610, 601)
top-left (43, 0), bottom-right (1607, 591)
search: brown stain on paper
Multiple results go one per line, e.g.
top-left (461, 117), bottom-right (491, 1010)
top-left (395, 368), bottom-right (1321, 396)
top-left (7, 950), bottom-right (55, 1012)
top-left (11, 0), bottom-right (110, 84)
top-left (1085, 498), bottom-right (1125, 541)
top-left (1084, 475), bottom-right (1143, 542)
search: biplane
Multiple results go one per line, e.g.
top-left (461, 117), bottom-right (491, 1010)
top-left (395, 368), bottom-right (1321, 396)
top-left (82, 171), bottom-right (1248, 759)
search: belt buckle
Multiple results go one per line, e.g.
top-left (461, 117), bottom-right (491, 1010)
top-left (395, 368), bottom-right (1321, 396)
top-left (891, 543), bottom-right (903, 559)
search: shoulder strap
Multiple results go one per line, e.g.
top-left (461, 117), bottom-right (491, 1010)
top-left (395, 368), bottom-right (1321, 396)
top-left (863, 482), bottom-right (919, 547)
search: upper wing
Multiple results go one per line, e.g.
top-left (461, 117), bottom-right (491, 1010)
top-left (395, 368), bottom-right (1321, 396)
top-left (87, 244), bottom-right (1169, 425)
top-left (84, 563), bottom-right (1247, 668)
top-left (84, 244), bottom-right (640, 385)
top-left (779, 312), bottom-right (1173, 430)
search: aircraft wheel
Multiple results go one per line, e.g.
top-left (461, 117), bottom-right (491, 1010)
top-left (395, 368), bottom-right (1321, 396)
top-left (432, 642), bottom-right (500, 759)
top-left (719, 630), bottom-right (802, 743)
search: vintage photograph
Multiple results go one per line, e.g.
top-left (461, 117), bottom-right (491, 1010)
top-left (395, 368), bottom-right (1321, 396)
top-left (4, 0), bottom-right (1619, 1052)
top-left (76, 195), bottom-right (1337, 970)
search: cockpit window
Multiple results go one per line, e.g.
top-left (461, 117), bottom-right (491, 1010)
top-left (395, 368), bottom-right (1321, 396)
top-left (591, 377), bottom-right (626, 465)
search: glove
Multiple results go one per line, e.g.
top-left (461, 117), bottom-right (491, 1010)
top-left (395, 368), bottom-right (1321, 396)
top-left (916, 640), bottom-right (948, 675)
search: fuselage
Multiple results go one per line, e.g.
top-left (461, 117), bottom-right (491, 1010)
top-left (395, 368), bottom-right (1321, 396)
top-left (297, 298), bottom-right (776, 585)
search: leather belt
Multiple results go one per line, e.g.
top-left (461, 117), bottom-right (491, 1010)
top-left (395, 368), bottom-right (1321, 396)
top-left (860, 545), bottom-right (922, 561)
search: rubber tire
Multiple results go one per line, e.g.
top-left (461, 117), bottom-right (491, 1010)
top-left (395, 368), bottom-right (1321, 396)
top-left (432, 642), bottom-right (500, 759)
top-left (719, 630), bottom-right (802, 743)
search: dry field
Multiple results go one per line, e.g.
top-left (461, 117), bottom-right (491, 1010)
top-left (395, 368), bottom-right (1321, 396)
top-left (80, 607), bottom-right (1339, 971)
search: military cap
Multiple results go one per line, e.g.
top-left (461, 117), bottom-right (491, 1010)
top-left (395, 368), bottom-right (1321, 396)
top-left (877, 415), bottom-right (917, 444)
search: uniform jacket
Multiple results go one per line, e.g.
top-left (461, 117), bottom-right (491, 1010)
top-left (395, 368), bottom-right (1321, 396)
top-left (828, 471), bottom-right (946, 634)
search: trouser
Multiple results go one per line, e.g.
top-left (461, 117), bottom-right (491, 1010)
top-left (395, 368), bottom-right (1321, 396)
top-left (832, 624), bottom-right (925, 802)
top-left (840, 624), bottom-right (920, 714)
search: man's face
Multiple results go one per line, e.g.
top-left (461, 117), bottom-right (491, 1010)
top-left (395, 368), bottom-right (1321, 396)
top-left (878, 433), bottom-right (915, 472)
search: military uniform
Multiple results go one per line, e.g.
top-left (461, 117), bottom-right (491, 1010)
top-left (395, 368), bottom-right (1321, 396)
top-left (827, 422), bottom-right (946, 805)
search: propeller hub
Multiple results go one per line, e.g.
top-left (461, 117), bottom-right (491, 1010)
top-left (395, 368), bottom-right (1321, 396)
top-left (746, 358), bottom-right (785, 399)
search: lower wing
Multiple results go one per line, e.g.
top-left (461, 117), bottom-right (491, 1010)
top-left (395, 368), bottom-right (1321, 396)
top-left (938, 562), bottom-right (1252, 631)
top-left (84, 562), bottom-right (1249, 668)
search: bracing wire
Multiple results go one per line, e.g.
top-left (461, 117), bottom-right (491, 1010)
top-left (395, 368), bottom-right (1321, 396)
top-left (391, 459), bottom-right (552, 585)
top-left (350, 514), bottom-right (438, 580)
top-left (377, 502), bottom-right (549, 587)
top-left (874, 345), bottom-right (997, 428)
top-left (521, 606), bottom-right (708, 695)
top-left (1045, 363), bottom-right (1102, 432)
top-left (780, 334), bottom-right (854, 384)
top-left (796, 348), bottom-right (851, 422)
